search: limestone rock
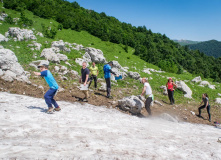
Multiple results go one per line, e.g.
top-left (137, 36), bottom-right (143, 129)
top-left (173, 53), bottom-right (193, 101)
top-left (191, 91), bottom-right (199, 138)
top-left (85, 47), bottom-right (107, 63)
top-left (200, 81), bottom-right (210, 86)
top-left (160, 85), bottom-right (168, 95)
top-left (128, 71), bottom-right (140, 80)
top-left (192, 76), bottom-right (201, 83)
top-left (27, 41), bottom-right (42, 50)
top-left (0, 34), bottom-right (7, 42)
top-left (176, 81), bottom-right (192, 98)
top-left (29, 60), bottom-right (49, 70)
top-left (98, 82), bottom-right (106, 92)
top-left (57, 53), bottom-right (68, 61)
top-left (54, 66), bottom-right (60, 72)
top-left (118, 95), bottom-right (145, 114)
top-left (0, 13), bottom-right (8, 21)
top-left (36, 32), bottom-right (44, 37)
top-left (154, 100), bottom-right (163, 106)
top-left (40, 48), bottom-right (60, 63)
top-left (215, 98), bottom-right (221, 104)
top-left (1, 70), bottom-right (16, 82)
top-left (7, 27), bottom-right (36, 41)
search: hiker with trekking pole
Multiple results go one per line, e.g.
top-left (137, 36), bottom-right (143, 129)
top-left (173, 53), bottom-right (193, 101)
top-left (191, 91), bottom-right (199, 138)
top-left (34, 63), bottom-right (61, 113)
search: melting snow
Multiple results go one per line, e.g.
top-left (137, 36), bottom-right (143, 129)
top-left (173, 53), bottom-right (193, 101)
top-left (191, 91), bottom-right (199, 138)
top-left (0, 92), bottom-right (220, 159)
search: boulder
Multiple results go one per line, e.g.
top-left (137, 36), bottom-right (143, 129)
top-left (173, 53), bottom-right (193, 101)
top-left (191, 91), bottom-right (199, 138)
top-left (218, 93), bottom-right (221, 97)
top-left (98, 82), bottom-right (106, 92)
top-left (40, 48), bottom-right (60, 63)
top-left (54, 66), bottom-right (60, 72)
top-left (57, 53), bottom-right (68, 61)
top-left (215, 98), bottom-right (221, 104)
top-left (85, 47), bottom-right (107, 63)
top-left (29, 60), bottom-right (49, 70)
top-left (51, 40), bottom-right (71, 52)
top-left (118, 95), bottom-right (145, 114)
top-left (0, 49), bottom-right (18, 70)
top-left (112, 60), bottom-right (122, 69)
top-left (159, 113), bottom-right (178, 123)
top-left (142, 69), bottom-right (152, 74)
top-left (176, 81), bottom-right (192, 98)
top-left (75, 58), bottom-right (88, 66)
top-left (128, 71), bottom-right (140, 80)
top-left (192, 76), bottom-right (201, 83)
top-left (208, 85), bottom-right (215, 90)
top-left (6, 27), bottom-right (36, 41)
top-left (83, 52), bottom-right (92, 63)
top-left (160, 85), bottom-right (168, 95)
top-left (1, 70), bottom-right (16, 82)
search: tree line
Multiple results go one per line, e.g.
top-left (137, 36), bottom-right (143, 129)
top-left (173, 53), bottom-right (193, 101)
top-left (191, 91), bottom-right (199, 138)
top-left (4, 0), bottom-right (221, 82)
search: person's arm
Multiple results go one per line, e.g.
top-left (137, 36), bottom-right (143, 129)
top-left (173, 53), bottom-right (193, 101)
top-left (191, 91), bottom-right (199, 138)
top-left (199, 100), bottom-right (203, 106)
top-left (110, 69), bottom-right (116, 75)
top-left (34, 72), bottom-right (41, 76)
top-left (205, 101), bottom-right (208, 108)
top-left (173, 82), bottom-right (177, 90)
top-left (84, 74), bottom-right (89, 86)
top-left (141, 86), bottom-right (147, 96)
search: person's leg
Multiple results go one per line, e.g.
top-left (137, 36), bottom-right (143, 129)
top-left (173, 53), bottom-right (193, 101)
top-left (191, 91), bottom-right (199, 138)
top-left (44, 88), bottom-right (54, 108)
top-left (171, 90), bottom-right (175, 104)
top-left (105, 78), bottom-right (111, 97)
top-left (50, 89), bottom-right (59, 108)
top-left (94, 75), bottom-right (97, 88)
top-left (145, 97), bottom-right (152, 115)
top-left (207, 105), bottom-right (211, 121)
top-left (198, 105), bottom-right (205, 116)
top-left (88, 76), bottom-right (93, 88)
top-left (168, 90), bottom-right (172, 104)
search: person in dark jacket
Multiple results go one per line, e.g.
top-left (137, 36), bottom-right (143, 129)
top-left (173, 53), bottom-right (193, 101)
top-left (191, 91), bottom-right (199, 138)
top-left (197, 93), bottom-right (211, 122)
top-left (103, 61), bottom-right (117, 98)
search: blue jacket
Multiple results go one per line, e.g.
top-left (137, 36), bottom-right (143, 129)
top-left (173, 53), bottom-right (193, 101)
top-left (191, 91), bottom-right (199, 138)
top-left (103, 64), bottom-right (112, 79)
top-left (41, 70), bottom-right (59, 89)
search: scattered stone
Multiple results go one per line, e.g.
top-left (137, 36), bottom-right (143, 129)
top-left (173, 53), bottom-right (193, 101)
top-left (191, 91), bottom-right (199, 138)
top-left (128, 71), bottom-right (140, 80)
top-left (27, 41), bottom-right (42, 50)
top-left (0, 12), bottom-right (8, 21)
top-left (218, 93), bottom-right (221, 97)
top-left (215, 98), bottom-right (221, 104)
top-left (58, 88), bottom-right (65, 92)
top-left (159, 113), bottom-right (178, 123)
top-left (70, 70), bottom-right (79, 76)
top-left (200, 81), bottom-right (210, 86)
top-left (190, 111), bottom-right (195, 115)
top-left (0, 34), bottom-right (7, 42)
top-left (192, 76), bottom-right (201, 83)
top-left (208, 85), bottom-right (215, 89)
top-left (183, 117), bottom-right (188, 120)
top-left (36, 32), bottom-right (44, 37)
top-left (118, 95), bottom-right (145, 114)
top-left (38, 85), bottom-right (44, 90)
top-left (160, 85), bottom-right (168, 95)
top-left (65, 61), bottom-right (71, 66)
top-left (54, 66), bottom-right (60, 72)
top-left (40, 48), bottom-right (60, 63)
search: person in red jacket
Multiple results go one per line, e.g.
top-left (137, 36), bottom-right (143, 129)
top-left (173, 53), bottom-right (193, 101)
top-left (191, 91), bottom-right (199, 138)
top-left (166, 77), bottom-right (177, 105)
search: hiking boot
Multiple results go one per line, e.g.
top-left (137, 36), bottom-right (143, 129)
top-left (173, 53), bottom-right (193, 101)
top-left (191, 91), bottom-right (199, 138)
top-left (47, 107), bottom-right (54, 113)
top-left (54, 107), bottom-right (61, 111)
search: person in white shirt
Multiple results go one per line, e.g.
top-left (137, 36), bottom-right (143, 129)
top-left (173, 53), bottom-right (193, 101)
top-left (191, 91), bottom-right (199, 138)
top-left (140, 77), bottom-right (153, 115)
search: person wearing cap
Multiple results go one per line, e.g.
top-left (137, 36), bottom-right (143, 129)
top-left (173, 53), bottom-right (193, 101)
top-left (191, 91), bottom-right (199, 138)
top-left (166, 77), bottom-right (177, 105)
top-left (103, 61), bottom-right (117, 98)
top-left (89, 62), bottom-right (99, 89)
top-left (34, 64), bottom-right (61, 113)
top-left (79, 61), bottom-right (90, 101)
top-left (140, 77), bottom-right (153, 116)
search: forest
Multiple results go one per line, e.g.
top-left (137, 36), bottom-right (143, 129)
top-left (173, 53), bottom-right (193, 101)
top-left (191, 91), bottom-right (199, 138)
top-left (188, 40), bottom-right (221, 58)
top-left (3, 0), bottom-right (221, 82)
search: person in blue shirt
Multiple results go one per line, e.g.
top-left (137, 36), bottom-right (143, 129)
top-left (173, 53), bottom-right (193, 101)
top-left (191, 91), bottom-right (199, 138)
top-left (34, 64), bottom-right (61, 113)
top-left (103, 61), bottom-right (117, 98)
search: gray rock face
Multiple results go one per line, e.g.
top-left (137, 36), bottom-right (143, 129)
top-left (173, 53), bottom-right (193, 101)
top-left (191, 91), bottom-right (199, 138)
top-left (83, 52), bottom-right (92, 63)
top-left (128, 71), bottom-right (140, 80)
top-left (160, 85), bottom-right (168, 95)
top-left (112, 60), bottom-right (122, 69)
top-left (6, 27), bottom-right (36, 41)
top-left (57, 53), bottom-right (68, 61)
top-left (29, 60), bottom-right (49, 70)
top-left (192, 76), bottom-right (201, 83)
top-left (85, 47), bottom-right (107, 63)
top-left (160, 113), bottom-right (178, 123)
top-left (215, 98), bottom-right (221, 104)
top-left (41, 48), bottom-right (60, 63)
top-left (0, 13), bottom-right (8, 21)
top-left (0, 49), bottom-right (30, 83)
top-left (75, 58), bottom-right (88, 67)
top-left (118, 95), bottom-right (145, 114)
top-left (176, 81), bottom-right (192, 98)
top-left (51, 40), bottom-right (71, 53)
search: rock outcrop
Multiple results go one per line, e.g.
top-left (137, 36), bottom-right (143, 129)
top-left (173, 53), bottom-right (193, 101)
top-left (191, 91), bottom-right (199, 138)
top-left (0, 34), bottom-right (8, 42)
top-left (192, 76), bottom-right (201, 83)
top-left (118, 95), bottom-right (144, 114)
top-left (176, 81), bottom-right (192, 98)
top-left (0, 49), bottom-right (30, 83)
top-left (85, 47), bottom-right (107, 63)
top-left (128, 71), bottom-right (140, 80)
top-left (40, 48), bottom-right (68, 63)
top-left (29, 60), bottom-right (49, 70)
top-left (0, 13), bottom-right (8, 21)
top-left (6, 27), bottom-right (36, 41)
top-left (27, 41), bottom-right (42, 51)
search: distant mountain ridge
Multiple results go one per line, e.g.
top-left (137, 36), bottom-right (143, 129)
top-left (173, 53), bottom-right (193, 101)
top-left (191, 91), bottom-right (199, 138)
top-left (187, 40), bottom-right (221, 58)
top-left (173, 39), bottom-right (200, 46)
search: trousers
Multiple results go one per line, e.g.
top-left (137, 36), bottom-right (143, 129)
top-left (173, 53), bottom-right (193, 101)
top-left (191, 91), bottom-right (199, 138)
top-left (105, 78), bottom-right (111, 97)
top-left (145, 97), bottom-right (152, 115)
top-left (198, 105), bottom-right (211, 120)
top-left (89, 75), bottom-right (97, 88)
top-left (44, 88), bottom-right (59, 108)
top-left (168, 90), bottom-right (175, 104)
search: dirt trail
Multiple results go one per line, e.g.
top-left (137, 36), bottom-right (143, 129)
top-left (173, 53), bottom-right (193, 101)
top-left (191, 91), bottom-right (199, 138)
top-left (0, 79), bottom-right (220, 126)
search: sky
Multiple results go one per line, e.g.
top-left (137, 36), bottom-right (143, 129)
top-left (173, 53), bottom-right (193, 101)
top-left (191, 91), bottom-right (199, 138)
top-left (67, 0), bottom-right (221, 41)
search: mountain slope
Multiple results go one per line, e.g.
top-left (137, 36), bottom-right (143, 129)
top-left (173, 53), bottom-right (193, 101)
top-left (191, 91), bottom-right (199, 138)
top-left (3, 0), bottom-right (221, 82)
top-left (173, 39), bottom-right (200, 46)
top-left (188, 40), bottom-right (221, 58)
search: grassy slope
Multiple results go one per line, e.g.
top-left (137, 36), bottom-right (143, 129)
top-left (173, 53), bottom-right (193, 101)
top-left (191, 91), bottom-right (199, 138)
top-left (0, 6), bottom-right (221, 106)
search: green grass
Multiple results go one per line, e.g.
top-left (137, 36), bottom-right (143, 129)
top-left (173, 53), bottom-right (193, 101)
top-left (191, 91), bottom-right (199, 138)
top-left (0, 6), bottom-right (221, 106)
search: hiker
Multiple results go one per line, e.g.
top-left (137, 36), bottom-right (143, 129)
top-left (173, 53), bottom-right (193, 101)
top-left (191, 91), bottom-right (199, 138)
top-left (79, 61), bottom-right (90, 101)
top-left (103, 61), bottom-right (117, 98)
top-left (34, 64), bottom-right (61, 113)
top-left (89, 62), bottom-right (99, 89)
top-left (140, 77), bottom-right (153, 115)
top-left (197, 93), bottom-right (211, 122)
top-left (166, 77), bottom-right (177, 105)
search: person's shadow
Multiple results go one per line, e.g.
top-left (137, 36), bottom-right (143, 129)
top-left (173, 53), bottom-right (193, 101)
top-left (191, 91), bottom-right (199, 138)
top-left (27, 106), bottom-right (47, 112)
top-left (94, 92), bottom-right (106, 97)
